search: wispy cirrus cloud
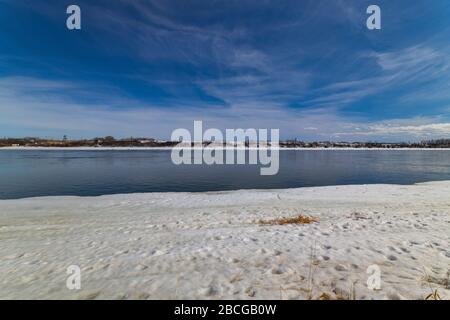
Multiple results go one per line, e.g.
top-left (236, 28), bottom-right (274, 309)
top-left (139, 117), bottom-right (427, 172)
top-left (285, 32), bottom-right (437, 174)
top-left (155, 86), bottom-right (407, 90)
top-left (301, 45), bottom-right (450, 109)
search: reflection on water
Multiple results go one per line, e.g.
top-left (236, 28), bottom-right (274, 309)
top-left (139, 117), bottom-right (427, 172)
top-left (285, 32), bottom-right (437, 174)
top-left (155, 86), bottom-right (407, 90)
top-left (0, 150), bottom-right (449, 199)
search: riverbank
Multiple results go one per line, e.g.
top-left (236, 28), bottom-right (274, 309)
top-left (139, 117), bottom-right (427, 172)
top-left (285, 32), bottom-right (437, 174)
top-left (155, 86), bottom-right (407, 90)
top-left (1, 146), bottom-right (450, 151)
top-left (0, 182), bottom-right (449, 299)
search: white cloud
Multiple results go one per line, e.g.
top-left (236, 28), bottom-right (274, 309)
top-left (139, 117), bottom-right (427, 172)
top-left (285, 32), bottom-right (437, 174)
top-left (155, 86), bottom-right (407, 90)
top-left (1, 75), bottom-right (449, 142)
top-left (334, 117), bottom-right (450, 140)
top-left (0, 76), bottom-right (349, 139)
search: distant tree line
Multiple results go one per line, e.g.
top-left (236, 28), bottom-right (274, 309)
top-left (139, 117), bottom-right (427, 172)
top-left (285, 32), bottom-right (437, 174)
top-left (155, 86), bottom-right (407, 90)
top-left (1, 137), bottom-right (450, 148)
top-left (420, 139), bottom-right (450, 148)
top-left (281, 139), bottom-right (450, 148)
top-left (0, 136), bottom-right (177, 147)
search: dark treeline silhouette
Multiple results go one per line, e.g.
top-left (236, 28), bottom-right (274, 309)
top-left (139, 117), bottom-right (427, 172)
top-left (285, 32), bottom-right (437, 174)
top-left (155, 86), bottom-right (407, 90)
top-left (0, 137), bottom-right (177, 148)
top-left (282, 139), bottom-right (450, 148)
top-left (1, 137), bottom-right (450, 148)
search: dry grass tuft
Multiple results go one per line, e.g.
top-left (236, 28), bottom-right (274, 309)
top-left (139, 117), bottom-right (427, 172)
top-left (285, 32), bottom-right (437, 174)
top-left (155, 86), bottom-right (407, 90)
top-left (425, 289), bottom-right (442, 300)
top-left (315, 292), bottom-right (347, 300)
top-left (259, 214), bottom-right (317, 225)
top-left (421, 267), bottom-right (448, 300)
top-left (317, 293), bottom-right (332, 300)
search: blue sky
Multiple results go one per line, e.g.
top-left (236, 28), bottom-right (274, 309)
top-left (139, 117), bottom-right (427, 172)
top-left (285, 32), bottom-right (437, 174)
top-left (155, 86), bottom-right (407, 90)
top-left (1, 0), bottom-right (450, 141)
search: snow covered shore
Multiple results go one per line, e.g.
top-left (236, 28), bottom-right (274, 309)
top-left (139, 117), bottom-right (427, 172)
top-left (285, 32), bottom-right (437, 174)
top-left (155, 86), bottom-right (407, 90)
top-left (0, 182), bottom-right (449, 300)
